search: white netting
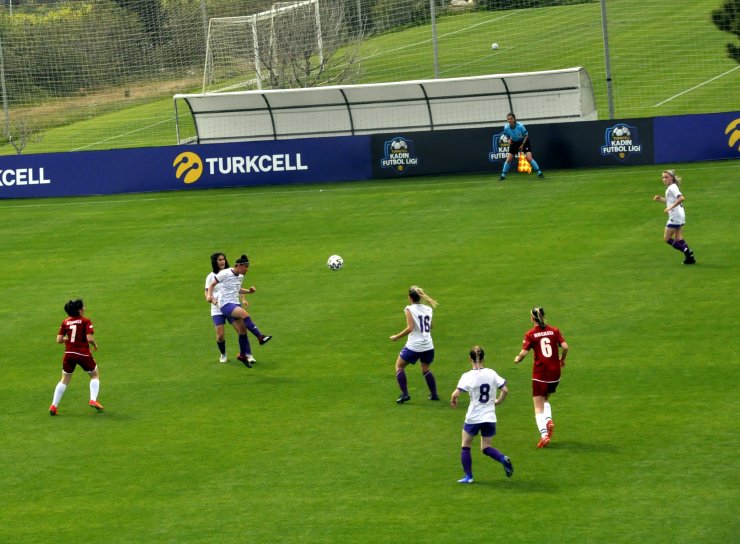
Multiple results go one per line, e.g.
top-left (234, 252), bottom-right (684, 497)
top-left (202, 0), bottom-right (324, 93)
top-left (0, 0), bottom-right (736, 154)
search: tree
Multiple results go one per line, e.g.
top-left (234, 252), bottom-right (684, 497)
top-left (112, 0), bottom-right (166, 46)
top-left (258, 2), bottom-right (364, 89)
top-left (4, 117), bottom-right (43, 154)
top-left (712, 0), bottom-right (740, 63)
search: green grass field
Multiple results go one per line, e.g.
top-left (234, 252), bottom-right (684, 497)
top-left (1, 0), bottom-right (737, 155)
top-left (1, 161), bottom-right (738, 543)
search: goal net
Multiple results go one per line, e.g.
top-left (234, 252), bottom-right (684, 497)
top-left (202, 0), bottom-right (323, 93)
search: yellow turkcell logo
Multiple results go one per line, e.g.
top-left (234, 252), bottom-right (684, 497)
top-left (173, 151), bottom-right (203, 184)
top-left (726, 118), bottom-right (740, 152)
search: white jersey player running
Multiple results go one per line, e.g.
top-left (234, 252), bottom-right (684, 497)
top-left (390, 286), bottom-right (439, 404)
top-left (450, 346), bottom-right (513, 483)
top-left (653, 169), bottom-right (696, 264)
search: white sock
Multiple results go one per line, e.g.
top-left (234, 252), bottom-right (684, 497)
top-left (543, 402), bottom-right (552, 423)
top-left (52, 382), bottom-right (67, 406)
top-left (89, 378), bottom-right (100, 401)
top-left (535, 413), bottom-right (548, 438)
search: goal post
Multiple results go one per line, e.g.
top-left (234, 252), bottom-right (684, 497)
top-left (202, 0), bottom-right (323, 94)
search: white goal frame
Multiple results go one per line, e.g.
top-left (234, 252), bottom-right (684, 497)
top-left (202, 0), bottom-right (323, 94)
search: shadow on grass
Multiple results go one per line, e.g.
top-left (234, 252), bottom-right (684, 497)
top-left (547, 440), bottom-right (618, 454)
top-left (456, 478), bottom-right (561, 494)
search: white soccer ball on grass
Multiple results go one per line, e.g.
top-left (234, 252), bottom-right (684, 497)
top-left (327, 255), bottom-right (344, 271)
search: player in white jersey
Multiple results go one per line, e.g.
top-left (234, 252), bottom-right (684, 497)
top-left (206, 254), bottom-right (271, 367)
top-left (653, 169), bottom-right (695, 264)
top-left (389, 286), bottom-right (439, 404)
top-left (450, 346), bottom-right (513, 483)
top-left (206, 253), bottom-right (236, 363)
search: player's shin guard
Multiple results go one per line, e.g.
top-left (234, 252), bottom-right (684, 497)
top-left (89, 378), bottom-right (100, 401)
top-left (483, 446), bottom-right (505, 463)
top-left (52, 382), bottom-right (67, 407)
top-left (461, 447), bottom-right (473, 477)
top-left (244, 317), bottom-right (262, 338)
top-left (396, 369), bottom-right (408, 395)
top-left (238, 334), bottom-right (252, 356)
top-left (423, 370), bottom-right (437, 397)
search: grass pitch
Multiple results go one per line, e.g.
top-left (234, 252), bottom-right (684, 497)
top-left (0, 161), bottom-right (737, 543)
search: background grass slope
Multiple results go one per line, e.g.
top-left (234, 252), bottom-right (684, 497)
top-left (1, 0), bottom-right (737, 155)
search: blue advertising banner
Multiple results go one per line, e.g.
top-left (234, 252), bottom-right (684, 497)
top-left (370, 118), bottom-right (654, 179)
top-left (654, 112), bottom-right (740, 164)
top-left (0, 136), bottom-right (372, 199)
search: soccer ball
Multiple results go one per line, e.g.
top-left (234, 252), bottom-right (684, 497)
top-left (327, 255), bottom-right (343, 271)
top-left (390, 138), bottom-right (407, 151)
top-left (491, 43), bottom-right (499, 50)
top-left (613, 125), bottom-right (631, 138)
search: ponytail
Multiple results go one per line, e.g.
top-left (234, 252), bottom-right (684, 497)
top-left (531, 306), bottom-right (546, 329)
top-left (663, 169), bottom-right (682, 185)
top-left (469, 345), bottom-right (485, 367)
top-left (409, 285), bottom-right (439, 308)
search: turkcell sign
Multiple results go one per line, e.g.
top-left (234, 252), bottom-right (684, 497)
top-left (204, 154), bottom-right (308, 174)
top-left (0, 167), bottom-right (51, 186)
top-left (0, 136), bottom-right (372, 199)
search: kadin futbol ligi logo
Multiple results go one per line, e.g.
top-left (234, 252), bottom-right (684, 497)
top-left (381, 137), bottom-right (418, 173)
top-left (600, 124), bottom-right (642, 161)
top-left (489, 132), bottom-right (511, 163)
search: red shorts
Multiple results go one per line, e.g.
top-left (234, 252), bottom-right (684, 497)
top-left (62, 352), bottom-right (97, 374)
top-left (532, 379), bottom-right (559, 397)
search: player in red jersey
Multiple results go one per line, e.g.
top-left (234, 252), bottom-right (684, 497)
top-left (513, 307), bottom-right (568, 448)
top-left (49, 299), bottom-right (103, 415)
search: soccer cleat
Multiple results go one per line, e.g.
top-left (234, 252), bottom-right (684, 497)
top-left (683, 254), bottom-right (696, 265)
top-left (428, 394), bottom-right (440, 401)
top-left (538, 172), bottom-right (545, 178)
top-left (503, 456), bottom-right (514, 478)
top-left (546, 419), bottom-right (554, 439)
top-left (258, 335), bottom-right (272, 346)
top-left (89, 400), bottom-right (104, 412)
top-left (237, 354), bottom-right (253, 368)
top-left (219, 353), bottom-right (228, 363)
top-left (537, 435), bottom-right (551, 448)
top-left (49, 405), bottom-right (58, 416)
top-left (498, 175), bottom-right (506, 181)
top-left (457, 475), bottom-right (475, 484)
top-left (396, 393), bottom-right (411, 404)
top-left (246, 354), bottom-right (257, 364)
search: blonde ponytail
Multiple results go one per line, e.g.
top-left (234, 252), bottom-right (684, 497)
top-left (409, 285), bottom-right (439, 308)
top-left (664, 169), bottom-right (682, 185)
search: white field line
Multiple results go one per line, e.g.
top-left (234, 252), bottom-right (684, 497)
top-left (71, 117), bottom-right (175, 152)
top-left (653, 65), bottom-right (740, 107)
top-left (359, 11), bottom-right (519, 65)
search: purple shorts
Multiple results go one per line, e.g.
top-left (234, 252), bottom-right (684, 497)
top-left (219, 303), bottom-right (242, 318)
top-left (463, 422), bottom-right (496, 438)
top-left (211, 314), bottom-right (235, 326)
top-left (399, 347), bottom-right (434, 364)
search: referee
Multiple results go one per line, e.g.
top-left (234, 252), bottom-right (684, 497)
top-left (499, 113), bottom-right (544, 181)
